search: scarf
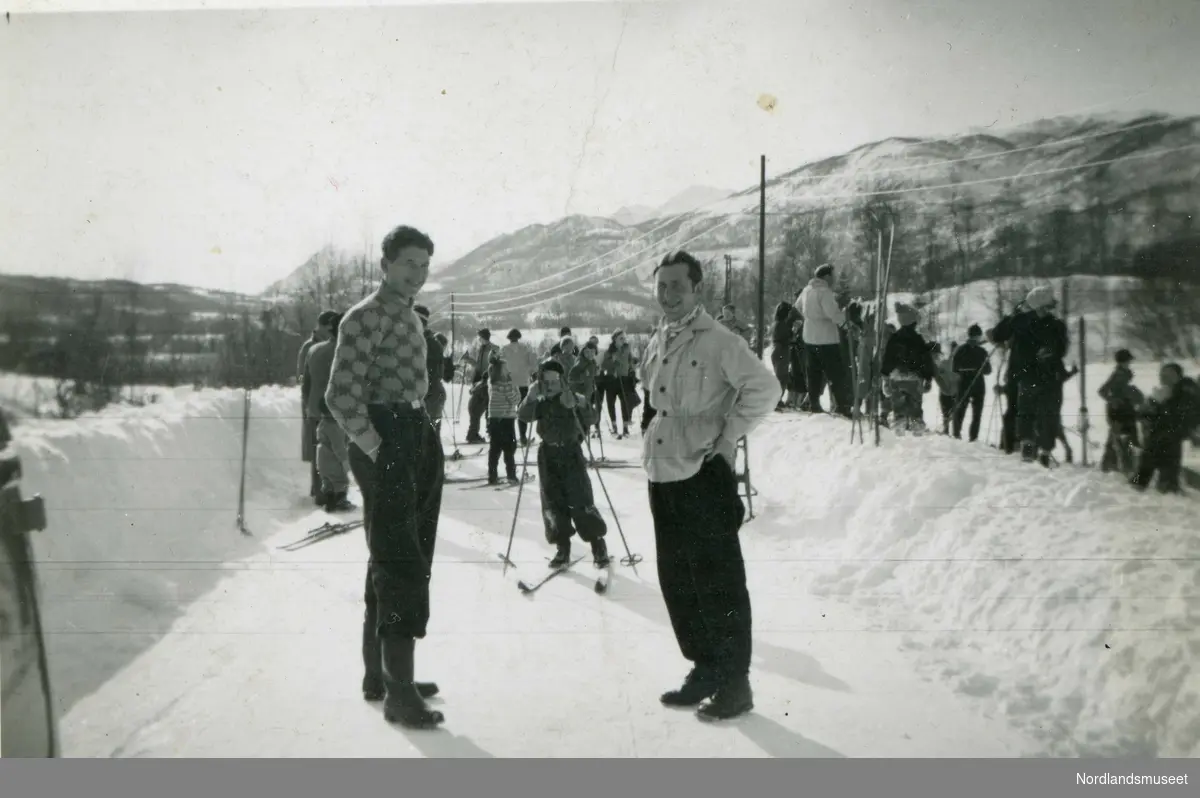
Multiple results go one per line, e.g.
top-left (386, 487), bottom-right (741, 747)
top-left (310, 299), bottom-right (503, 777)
top-left (657, 304), bottom-right (703, 359)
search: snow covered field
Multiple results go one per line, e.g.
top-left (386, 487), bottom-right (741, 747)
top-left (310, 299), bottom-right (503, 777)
top-left (7, 380), bottom-right (1197, 758)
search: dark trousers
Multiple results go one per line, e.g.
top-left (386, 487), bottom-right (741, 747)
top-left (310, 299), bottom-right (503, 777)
top-left (467, 380), bottom-right (488, 440)
top-left (538, 443), bottom-right (607, 546)
top-left (938, 394), bottom-right (955, 433)
top-left (1132, 432), bottom-right (1183, 493)
top-left (648, 456), bottom-right (751, 681)
top-left (487, 417), bottom-right (518, 479)
top-left (952, 385), bottom-right (986, 441)
top-left (517, 386), bottom-right (530, 442)
top-left (770, 346), bottom-right (789, 403)
top-left (805, 344), bottom-right (851, 414)
top-left (605, 375), bottom-right (633, 427)
top-left (347, 405), bottom-right (445, 687)
top-left (1101, 407), bottom-right (1141, 472)
top-left (1017, 379), bottom-right (1060, 452)
top-left (1000, 381), bottom-right (1019, 453)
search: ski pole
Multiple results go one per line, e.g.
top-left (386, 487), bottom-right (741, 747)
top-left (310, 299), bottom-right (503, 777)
top-left (583, 434), bottom-right (642, 569)
top-left (235, 387), bottom-right (252, 536)
top-left (500, 434), bottom-right (534, 575)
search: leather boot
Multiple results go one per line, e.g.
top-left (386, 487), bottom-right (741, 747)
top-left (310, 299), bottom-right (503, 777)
top-left (381, 636), bottom-right (444, 729)
top-left (660, 664), bottom-right (720, 707)
top-left (364, 611), bottom-right (439, 702)
top-left (697, 673), bottom-right (754, 721)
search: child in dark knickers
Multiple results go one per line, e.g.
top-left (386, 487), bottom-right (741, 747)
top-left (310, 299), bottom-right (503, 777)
top-left (517, 359), bottom-right (611, 568)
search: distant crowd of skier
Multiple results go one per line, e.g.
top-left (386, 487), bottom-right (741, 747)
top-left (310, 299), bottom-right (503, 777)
top-left (765, 265), bottom-right (1200, 494)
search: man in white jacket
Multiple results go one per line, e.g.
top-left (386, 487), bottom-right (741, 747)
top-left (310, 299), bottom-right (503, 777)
top-left (501, 328), bottom-right (539, 446)
top-left (795, 263), bottom-right (852, 417)
top-left (639, 249), bottom-right (781, 722)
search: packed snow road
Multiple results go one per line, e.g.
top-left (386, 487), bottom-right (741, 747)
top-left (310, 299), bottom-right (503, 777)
top-left (53, 431), bottom-right (1038, 757)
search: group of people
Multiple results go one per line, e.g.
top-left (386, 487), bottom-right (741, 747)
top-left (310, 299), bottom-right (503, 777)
top-left (763, 265), bottom-right (1200, 492)
top-left (297, 225), bottom-right (781, 732)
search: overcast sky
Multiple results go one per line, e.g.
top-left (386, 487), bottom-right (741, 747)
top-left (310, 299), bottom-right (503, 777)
top-left (3, 0), bottom-right (1198, 294)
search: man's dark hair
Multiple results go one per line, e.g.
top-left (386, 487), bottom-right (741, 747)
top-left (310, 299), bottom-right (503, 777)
top-left (559, 326), bottom-right (572, 336)
top-left (381, 225), bottom-right (435, 262)
top-left (317, 310), bottom-right (339, 327)
top-left (326, 312), bottom-right (344, 334)
top-left (653, 250), bottom-right (703, 286)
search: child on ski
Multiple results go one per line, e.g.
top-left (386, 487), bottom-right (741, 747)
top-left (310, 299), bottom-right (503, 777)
top-left (1098, 349), bottom-right (1143, 474)
top-left (485, 354), bottom-right (522, 485)
top-left (1130, 363), bottom-right (1200, 494)
top-left (880, 304), bottom-right (936, 434)
top-left (569, 344), bottom-right (600, 439)
top-left (517, 359), bottom-right (611, 568)
top-left (933, 342), bottom-right (960, 435)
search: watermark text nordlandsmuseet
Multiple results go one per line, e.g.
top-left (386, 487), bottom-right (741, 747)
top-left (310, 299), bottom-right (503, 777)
top-left (1077, 771), bottom-right (1188, 786)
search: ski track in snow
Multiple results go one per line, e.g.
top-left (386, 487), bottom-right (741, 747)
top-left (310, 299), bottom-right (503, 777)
top-left (8, 383), bottom-right (1197, 757)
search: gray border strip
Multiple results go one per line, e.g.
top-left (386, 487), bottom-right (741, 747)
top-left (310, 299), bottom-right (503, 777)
top-left (0, 759), bottom-right (1194, 797)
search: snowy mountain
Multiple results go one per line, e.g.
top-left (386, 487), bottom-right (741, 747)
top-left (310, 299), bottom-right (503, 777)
top-left (610, 185), bottom-right (737, 227)
top-left (421, 112), bottom-right (1200, 328)
top-left (256, 111), bottom-right (1198, 332)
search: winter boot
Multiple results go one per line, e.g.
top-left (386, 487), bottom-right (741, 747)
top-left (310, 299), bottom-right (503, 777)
top-left (591, 538), bottom-right (611, 568)
top-left (488, 473), bottom-right (500, 485)
top-left (381, 636), bottom-right (444, 729)
top-left (549, 541), bottom-right (572, 568)
top-left (1020, 440), bottom-right (1037, 463)
top-left (363, 628), bottom-right (439, 702)
top-left (660, 664), bottom-right (721, 707)
top-left (327, 492), bottom-right (354, 512)
top-left (506, 473), bottom-right (521, 485)
top-left (697, 674), bottom-right (754, 721)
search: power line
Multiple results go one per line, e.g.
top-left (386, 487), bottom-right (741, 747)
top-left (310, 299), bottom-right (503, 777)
top-left (447, 201), bottom-right (762, 309)
top-left (441, 215), bottom-right (737, 318)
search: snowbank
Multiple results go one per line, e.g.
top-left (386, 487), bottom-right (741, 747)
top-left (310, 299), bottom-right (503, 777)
top-left (747, 413), bottom-right (1200, 757)
top-left (11, 386), bottom-right (309, 718)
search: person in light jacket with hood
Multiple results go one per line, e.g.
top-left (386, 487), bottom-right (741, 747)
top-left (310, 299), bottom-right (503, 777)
top-left (795, 263), bottom-right (852, 417)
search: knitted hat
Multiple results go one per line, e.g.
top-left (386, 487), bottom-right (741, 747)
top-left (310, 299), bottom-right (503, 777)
top-left (507, 328), bottom-right (521, 342)
top-left (815, 263), bottom-right (834, 280)
top-left (611, 328), bottom-right (624, 340)
top-left (1025, 286), bottom-right (1056, 310)
top-left (539, 358), bottom-right (565, 376)
top-left (1115, 348), bottom-right (1134, 364)
top-left (895, 302), bottom-right (918, 327)
top-left (967, 323), bottom-right (983, 338)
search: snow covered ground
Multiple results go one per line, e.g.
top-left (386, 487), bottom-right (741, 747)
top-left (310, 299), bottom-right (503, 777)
top-left (7, 381), bottom-right (1198, 758)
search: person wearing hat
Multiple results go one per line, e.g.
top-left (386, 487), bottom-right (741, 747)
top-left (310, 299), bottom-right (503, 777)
top-left (500, 328), bottom-right (539, 446)
top-left (1098, 348), bottom-right (1143, 473)
top-left (324, 224), bottom-right (446, 730)
top-left (794, 263), bottom-right (853, 417)
top-left (987, 286), bottom-right (1069, 466)
top-left (413, 305), bottom-right (455, 435)
top-left (880, 302), bottom-right (937, 434)
top-left (461, 328), bottom-right (499, 444)
top-left (517, 358), bottom-right (610, 568)
top-left (303, 311), bottom-right (354, 512)
top-left (950, 323), bottom-right (993, 442)
top-left (638, 249), bottom-right (780, 722)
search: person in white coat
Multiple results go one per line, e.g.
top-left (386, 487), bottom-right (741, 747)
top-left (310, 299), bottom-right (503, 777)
top-left (639, 249), bottom-right (781, 722)
top-left (795, 263), bottom-right (852, 417)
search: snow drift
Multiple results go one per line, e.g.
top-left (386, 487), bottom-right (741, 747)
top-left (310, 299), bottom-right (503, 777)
top-left (11, 386), bottom-right (308, 718)
top-left (748, 413), bottom-right (1200, 757)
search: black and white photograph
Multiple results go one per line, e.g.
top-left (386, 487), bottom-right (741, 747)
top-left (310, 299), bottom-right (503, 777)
top-left (2, 0), bottom-right (1199, 764)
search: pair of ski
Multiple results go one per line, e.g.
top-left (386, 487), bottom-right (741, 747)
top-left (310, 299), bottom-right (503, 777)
top-left (497, 552), bottom-right (612, 595)
top-left (454, 473), bottom-right (536, 491)
top-left (276, 518), bottom-right (364, 551)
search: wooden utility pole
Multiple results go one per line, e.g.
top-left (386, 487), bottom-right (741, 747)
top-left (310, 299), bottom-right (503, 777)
top-left (756, 155), bottom-right (766, 360)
